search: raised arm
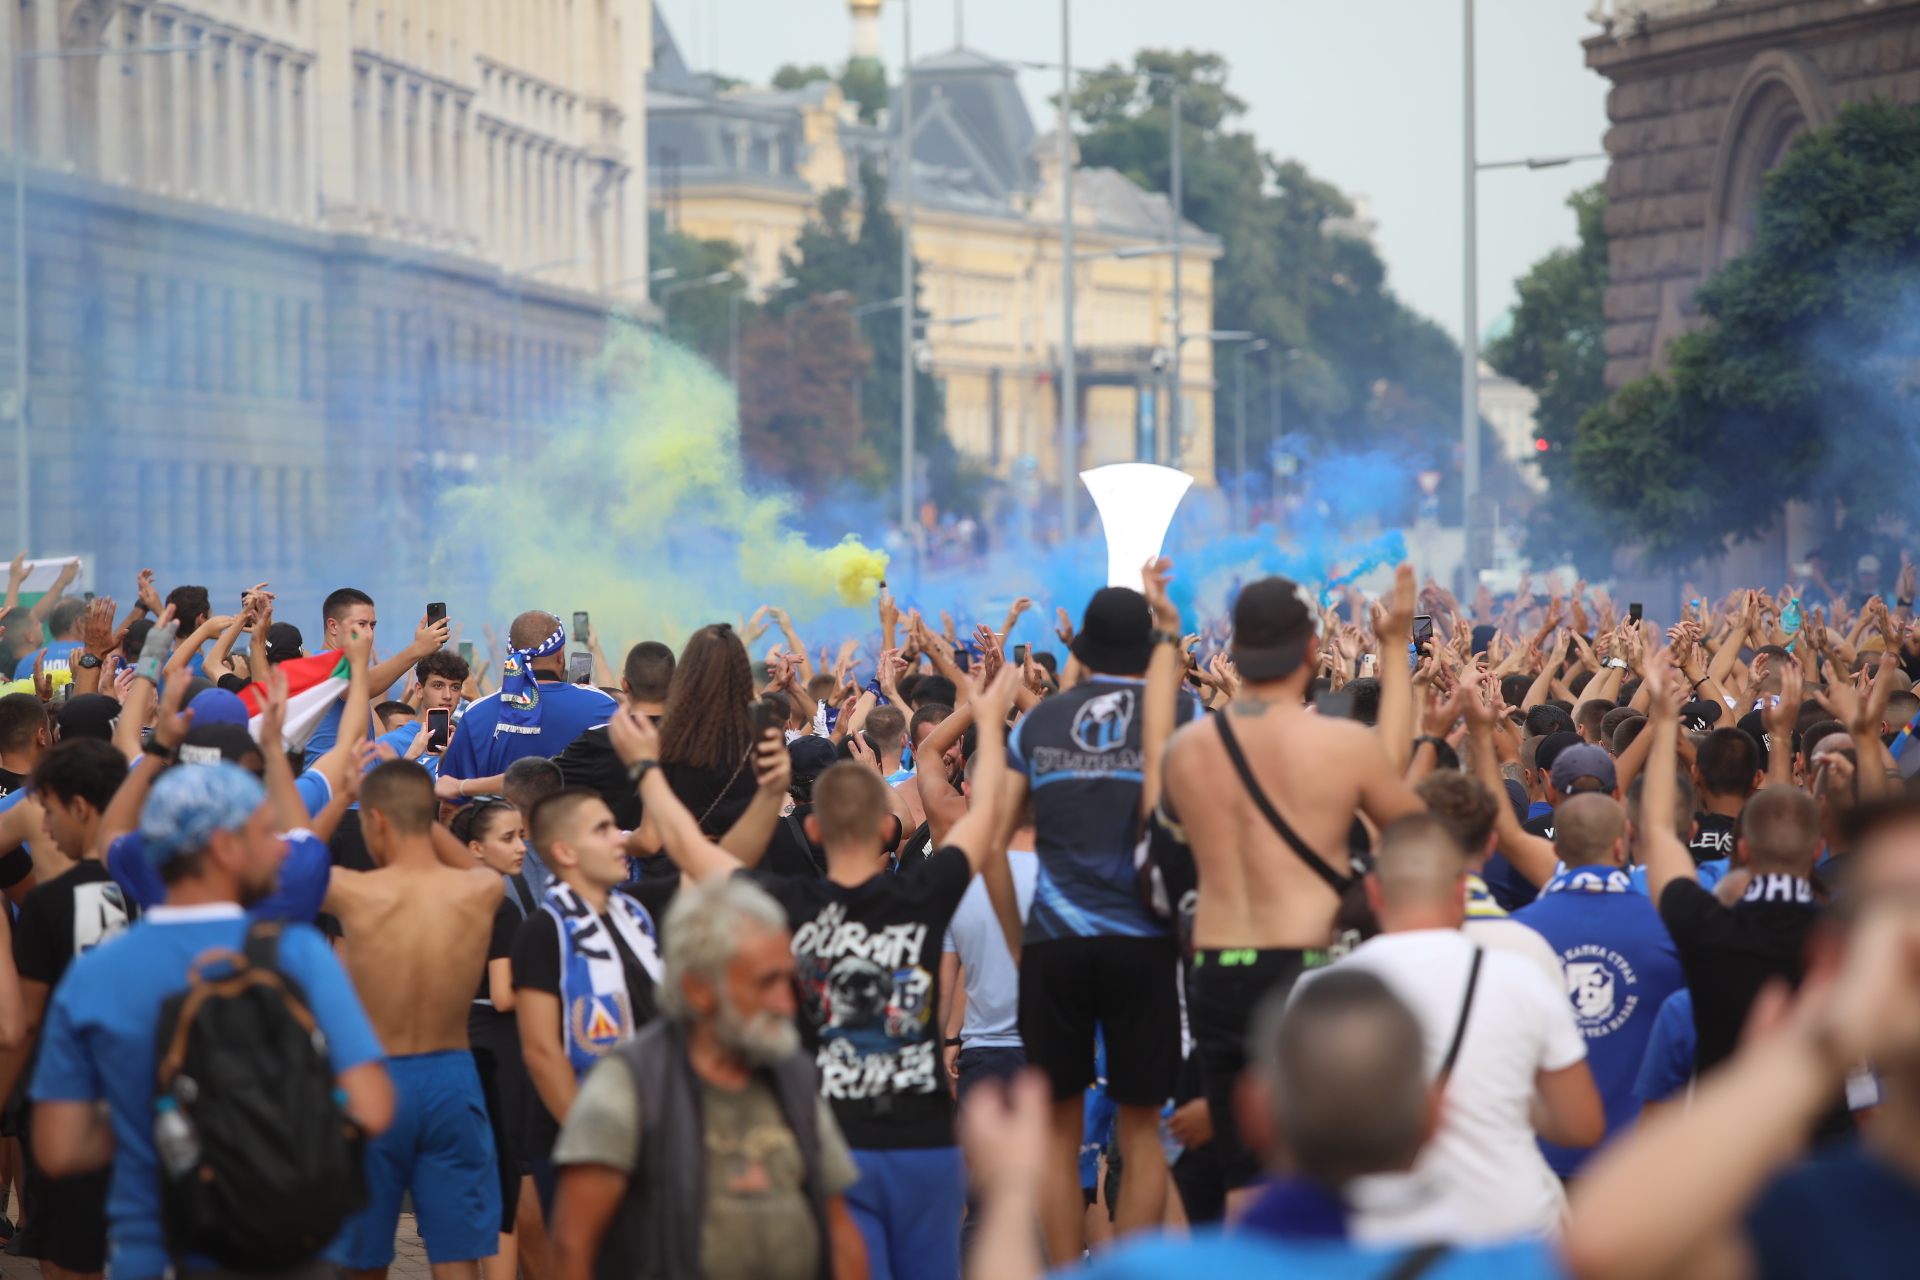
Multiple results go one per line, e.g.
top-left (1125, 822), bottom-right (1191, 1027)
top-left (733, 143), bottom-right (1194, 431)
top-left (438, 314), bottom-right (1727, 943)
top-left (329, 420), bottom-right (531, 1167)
top-left (98, 670), bottom-right (195, 856)
top-left (941, 665), bottom-right (1021, 875)
top-left (1139, 556), bottom-right (1184, 820)
top-left (163, 614), bottom-right (234, 682)
top-left (715, 731), bottom-right (796, 866)
top-left (27, 559), bottom-right (77, 625)
top-left (254, 669), bottom-right (310, 832)
top-left (915, 702), bottom-right (976, 848)
top-left (612, 711), bottom-right (746, 882)
top-left (1462, 676), bottom-right (1557, 886)
top-left (303, 624), bottom-right (375, 795)
top-left (1640, 655), bottom-right (1697, 908)
top-left (770, 608), bottom-right (815, 687)
top-left (365, 612), bottom-right (453, 700)
top-left (1374, 564), bottom-right (1418, 774)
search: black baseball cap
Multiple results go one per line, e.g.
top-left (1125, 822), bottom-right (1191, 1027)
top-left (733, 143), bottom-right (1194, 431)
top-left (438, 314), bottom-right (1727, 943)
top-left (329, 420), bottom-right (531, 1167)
top-left (265, 622), bottom-right (305, 664)
top-left (1071, 587), bottom-right (1153, 676)
top-left (1736, 710), bottom-right (1799, 771)
top-left (56, 693), bottom-right (121, 742)
top-left (788, 735), bottom-right (839, 779)
top-left (1535, 731), bottom-right (1583, 778)
top-left (1231, 577), bottom-right (1321, 682)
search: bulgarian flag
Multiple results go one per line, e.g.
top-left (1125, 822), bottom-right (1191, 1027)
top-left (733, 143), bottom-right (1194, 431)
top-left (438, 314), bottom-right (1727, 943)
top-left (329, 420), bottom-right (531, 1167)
top-left (238, 649), bottom-right (351, 752)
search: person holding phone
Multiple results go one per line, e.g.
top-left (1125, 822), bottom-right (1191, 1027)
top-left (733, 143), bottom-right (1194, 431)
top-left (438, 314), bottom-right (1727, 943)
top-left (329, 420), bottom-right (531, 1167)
top-left (374, 650), bottom-right (473, 781)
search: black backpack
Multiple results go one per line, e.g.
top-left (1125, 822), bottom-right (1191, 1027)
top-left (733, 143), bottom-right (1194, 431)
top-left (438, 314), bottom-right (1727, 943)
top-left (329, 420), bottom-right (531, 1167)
top-left (151, 922), bottom-right (368, 1272)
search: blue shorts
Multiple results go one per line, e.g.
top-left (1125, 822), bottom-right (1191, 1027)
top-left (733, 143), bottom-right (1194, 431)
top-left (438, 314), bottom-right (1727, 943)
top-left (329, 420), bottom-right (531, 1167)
top-left (326, 1050), bottom-right (501, 1268)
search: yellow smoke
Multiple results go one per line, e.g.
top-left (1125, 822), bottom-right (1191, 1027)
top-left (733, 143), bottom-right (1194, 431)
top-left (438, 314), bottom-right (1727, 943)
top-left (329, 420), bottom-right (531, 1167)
top-left (434, 324), bottom-right (889, 654)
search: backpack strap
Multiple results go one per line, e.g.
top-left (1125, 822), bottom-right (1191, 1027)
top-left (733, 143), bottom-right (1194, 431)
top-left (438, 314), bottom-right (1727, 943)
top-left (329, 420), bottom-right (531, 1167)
top-left (242, 921), bottom-right (283, 974)
top-left (1380, 1243), bottom-right (1450, 1280)
top-left (1438, 947), bottom-right (1484, 1082)
top-left (1213, 712), bottom-right (1356, 895)
top-left (785, 814), bottom-right (825, 876)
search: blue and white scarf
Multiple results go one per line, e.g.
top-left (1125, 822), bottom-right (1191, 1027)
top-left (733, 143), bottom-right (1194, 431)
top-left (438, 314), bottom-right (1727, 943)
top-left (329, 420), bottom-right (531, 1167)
top-left (499, 623), bottom-right (567, 737)
top-left (1542, 864), bottom-right (1634, 895)
top-left (545, 879), bottom-right (664, 1078)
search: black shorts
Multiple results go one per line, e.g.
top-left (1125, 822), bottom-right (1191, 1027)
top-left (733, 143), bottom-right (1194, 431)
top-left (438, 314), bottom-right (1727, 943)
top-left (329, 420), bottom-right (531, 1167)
top-left (18, 1103), bottom-right (110, 1271)
top-left (1188, 947), bottom-right (1324, 1190)
top-left (1017, 935), bottom-right (1180, 1107)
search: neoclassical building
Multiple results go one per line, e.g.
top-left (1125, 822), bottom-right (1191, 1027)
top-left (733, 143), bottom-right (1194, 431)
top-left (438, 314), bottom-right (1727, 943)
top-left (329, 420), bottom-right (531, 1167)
top-left (3, 0), bottom-right (652, 612)
top-left (647, 8), bottom-right (1224, 493)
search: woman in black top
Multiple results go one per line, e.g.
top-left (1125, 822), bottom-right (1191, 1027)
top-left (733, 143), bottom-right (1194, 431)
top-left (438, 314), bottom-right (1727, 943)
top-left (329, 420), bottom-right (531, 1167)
top-left (454, 801), bottom-right (539, 1280)
top-left (642, 623), bottom-right (761, 841)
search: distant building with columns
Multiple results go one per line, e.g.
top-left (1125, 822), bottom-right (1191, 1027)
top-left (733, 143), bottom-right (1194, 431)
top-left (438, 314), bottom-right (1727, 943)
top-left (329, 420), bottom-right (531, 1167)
top-left (2, 0), bottom-right (653, 613)
top-left (647, 6), bottom-right (1223, 496)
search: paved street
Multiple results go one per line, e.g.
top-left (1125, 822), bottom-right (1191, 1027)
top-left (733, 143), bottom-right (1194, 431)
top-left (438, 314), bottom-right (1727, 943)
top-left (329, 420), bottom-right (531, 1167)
top-left (0, 1217), bottom-right (433, 1280)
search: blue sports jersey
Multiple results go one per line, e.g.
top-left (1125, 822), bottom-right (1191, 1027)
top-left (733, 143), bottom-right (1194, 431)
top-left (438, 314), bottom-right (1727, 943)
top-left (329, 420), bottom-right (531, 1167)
top-left (14, 639), bottom-right (83, 678)
top-left (438, 684), bottom-right (616, 784)
top-left (1007, 676), bottom-right (1200, 941)
top-left (1516, 875), bottom-right (1686, 1176)
top-left (1633, 988), bottom-right (1695, 1106)
top-left (107, 830), bottom-right (333, 924)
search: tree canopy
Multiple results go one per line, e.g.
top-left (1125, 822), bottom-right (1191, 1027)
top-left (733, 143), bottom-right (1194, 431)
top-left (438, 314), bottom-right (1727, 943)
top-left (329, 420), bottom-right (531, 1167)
top-left (1071, 50), bottom-right (1461, 511)
top-left (1569, 100), bottom-right (1920, 565)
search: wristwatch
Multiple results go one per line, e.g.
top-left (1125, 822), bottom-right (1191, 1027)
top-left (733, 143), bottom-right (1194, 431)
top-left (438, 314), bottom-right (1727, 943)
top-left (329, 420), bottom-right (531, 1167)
top-left (142, 739), bottom-right (175, 761)
top-left (1605, 657), bottom-right (1629, 670)
top-left (1149, 628), bottom-right (1182, 648)
top-left (76, 652), bottom-right (102, 669)
top-left (627, 757), bottom-right (660, 785)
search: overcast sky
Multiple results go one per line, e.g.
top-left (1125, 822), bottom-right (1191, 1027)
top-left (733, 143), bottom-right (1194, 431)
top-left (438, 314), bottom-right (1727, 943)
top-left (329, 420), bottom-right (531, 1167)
top-left (656, 0), bottom-right (1613, 344)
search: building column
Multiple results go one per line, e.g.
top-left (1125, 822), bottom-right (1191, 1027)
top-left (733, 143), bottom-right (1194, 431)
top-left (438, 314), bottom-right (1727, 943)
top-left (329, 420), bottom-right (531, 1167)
top-left (31, 0), bottom-right (63, 164)
top-left (313, 0), bottom-right (355, 224)
top-left (96, 9), bottom-right (127, 184)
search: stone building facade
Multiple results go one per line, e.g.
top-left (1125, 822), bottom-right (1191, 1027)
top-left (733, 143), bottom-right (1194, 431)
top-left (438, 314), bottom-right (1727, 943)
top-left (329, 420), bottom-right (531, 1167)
top-left (3, 0), bottom-right (652, 616)
top-left (1585, 0), bottom-right (1920, 597)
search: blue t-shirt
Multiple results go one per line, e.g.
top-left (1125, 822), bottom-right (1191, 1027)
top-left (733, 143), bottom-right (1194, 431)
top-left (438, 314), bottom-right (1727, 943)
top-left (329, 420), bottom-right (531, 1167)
top-left (1007, 676), bottom-right (1200, 941)
top-left (438, 684), bottom-right (617, 784)
top-left (1632, 988), bottom-right (1695, 1105)
top-left (1063, 1231), bottom-right (1564, 1280)
top-left (14, 639), bottom-right (82, 678)
top-left (30, 907), bottom-right (383, 1280)
top-left (375, 721), bottom-right (440, 780)
top-left (1481, 852), bottom-right (1540, 912)
top-left (106, 831), bottom-right (333, 924)
top-left (301, 697), bottom-right (349, 770)
top-left (1747, 1140), bottom-right (1920, 1279)
top-left (1515, 877), bottom-right (1686, 1176)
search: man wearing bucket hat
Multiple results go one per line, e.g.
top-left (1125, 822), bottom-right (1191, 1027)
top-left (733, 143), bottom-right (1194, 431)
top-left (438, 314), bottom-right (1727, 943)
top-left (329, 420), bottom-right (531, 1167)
top-left (1161, 570), bottom-right (1425, 1218)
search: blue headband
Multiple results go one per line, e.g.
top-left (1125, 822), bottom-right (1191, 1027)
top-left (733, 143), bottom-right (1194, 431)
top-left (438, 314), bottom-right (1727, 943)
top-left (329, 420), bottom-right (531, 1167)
top-left (500, 623), bottom-right (568, 732)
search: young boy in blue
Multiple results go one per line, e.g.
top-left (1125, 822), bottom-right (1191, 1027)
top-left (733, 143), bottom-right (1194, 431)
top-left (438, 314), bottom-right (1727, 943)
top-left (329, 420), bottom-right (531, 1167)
top-left (28, 758), bottom-right (392, 1280)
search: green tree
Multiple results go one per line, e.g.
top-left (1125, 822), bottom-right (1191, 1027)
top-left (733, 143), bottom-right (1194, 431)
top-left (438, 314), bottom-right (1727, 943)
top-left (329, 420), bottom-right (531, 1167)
top-left (648, 209), bottom-right (750, 365)
top-left (771, 59), bottom-right (887, 124)
top-left (738, 297), bottom-right (875, 490)
top-left (1485, 183), bottom-right (1611, 568)
top-left (773, 162), bottom-right (976, 509)
top-left (1071, 51), bottom-right (1461, 507)
top-left (1569, 100), bottom-right (1920, 565)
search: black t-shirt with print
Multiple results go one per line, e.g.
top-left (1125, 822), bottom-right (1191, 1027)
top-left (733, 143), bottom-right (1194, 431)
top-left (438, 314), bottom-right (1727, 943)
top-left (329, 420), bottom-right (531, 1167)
top-left (13, 859), bottom-right (131, 987)
top-left (511, 901), bottom-right (662, 1153)
top-left (1660, 874), bottom-right (1820, 1074)
top-left (757, 847), bottom-right (973, 1151)
top-left (0, 768), bottom-right (35, 890)
top-left (1690, 812), bottom-right (1737, 865)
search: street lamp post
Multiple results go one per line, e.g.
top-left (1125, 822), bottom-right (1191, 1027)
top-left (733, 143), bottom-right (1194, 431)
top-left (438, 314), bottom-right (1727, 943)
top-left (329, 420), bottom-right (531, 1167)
top-left (1168, 81), bottom-right (1183, 469)
top-left (657, 269), bottom-right (733, 329)
top-left (12, 40), bottom-right (204, 551)
top-left (1236, 339), bottom-right (1266, 528)
top-left (1170, 329), bottom-right (1250, 471)
top-left (1059, 0), bottom-right (1077, 542)
top-left (901, 0), bottom-right (917, 538)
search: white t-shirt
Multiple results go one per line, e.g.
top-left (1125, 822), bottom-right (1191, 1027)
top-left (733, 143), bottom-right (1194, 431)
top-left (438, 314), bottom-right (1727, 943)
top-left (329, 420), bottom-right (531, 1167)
top-left (941, 850), bottom-right (1038, 1049)
top-left (1296, 928), bottom-right (1586, 1243)
top-left (1464, 917), bottom-right (1565, 992)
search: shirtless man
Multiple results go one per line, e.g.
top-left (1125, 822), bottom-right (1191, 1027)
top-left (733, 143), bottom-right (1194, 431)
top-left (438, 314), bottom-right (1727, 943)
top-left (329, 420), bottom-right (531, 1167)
top-left (1161, 568), bottom-right (1424, 1212)
top-left (322, 760), bottom-right (507, 1280)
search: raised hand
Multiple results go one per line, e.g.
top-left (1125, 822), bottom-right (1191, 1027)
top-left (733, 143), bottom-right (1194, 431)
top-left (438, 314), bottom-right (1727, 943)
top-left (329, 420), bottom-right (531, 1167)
top-left (135, 567), bottom-right (163, 615)
top-left (413, 612), bottom-right (452, 657)
top-left (258, 667), bottom-right (290, 750)
top-left (607, 705), bottom-right (665, 767)
top-left (153, 669), bottom-right (196, 750)
top-left (1054, 606), bottom-right (1075, 647)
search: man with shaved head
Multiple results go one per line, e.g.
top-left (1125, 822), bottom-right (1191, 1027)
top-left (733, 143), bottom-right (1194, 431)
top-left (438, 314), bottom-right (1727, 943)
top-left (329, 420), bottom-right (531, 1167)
top-left (1515, 792), bottom-right (1685, 1178)
top-left (439, 610), bottom-right (618, 797)
top-left (1294, 814), bottom-right (1602, 1241)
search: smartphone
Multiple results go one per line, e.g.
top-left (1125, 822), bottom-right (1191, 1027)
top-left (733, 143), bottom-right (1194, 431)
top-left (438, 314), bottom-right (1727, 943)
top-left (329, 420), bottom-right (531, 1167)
top-left (426, 708), bottom-right (451, 751)
top-left (83, 591), bottom-right (94, 604)
top-left (1410, 613), bottom-right (1434, 671)
top-left (1628, 602), bottom-right (1643, 624)
top-left (458, 640), bottom-right (475, 666)
top-left (567, 651), bottom-right (593, 684)
top-left (573, 611), bottom-right (590, 639)
top-left (1316, 691), bottom-right (1355, 720)
top-left (751, 697), bottom-right (782, 740)
top-left (426, 602), bottom-right (447, 626)
top-left (1014, 643), bottom-right (1030, 665)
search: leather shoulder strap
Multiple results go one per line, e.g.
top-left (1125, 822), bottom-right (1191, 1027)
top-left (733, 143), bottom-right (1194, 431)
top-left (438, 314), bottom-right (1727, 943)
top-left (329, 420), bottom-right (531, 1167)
top-left (1380, 1243), bottom-right (1451, 1280)
top-left (1213, 712), bottom-right (1355, 894)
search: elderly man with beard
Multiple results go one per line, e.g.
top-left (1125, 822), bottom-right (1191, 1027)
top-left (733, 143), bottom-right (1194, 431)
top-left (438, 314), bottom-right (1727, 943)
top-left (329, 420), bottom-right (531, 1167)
top-left (546, 874), bottom-right (870, 1280)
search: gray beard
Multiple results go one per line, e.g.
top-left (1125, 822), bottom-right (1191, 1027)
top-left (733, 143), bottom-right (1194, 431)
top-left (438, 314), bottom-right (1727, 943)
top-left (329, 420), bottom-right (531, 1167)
top-left (714, 999), bottom-right (801, 1067)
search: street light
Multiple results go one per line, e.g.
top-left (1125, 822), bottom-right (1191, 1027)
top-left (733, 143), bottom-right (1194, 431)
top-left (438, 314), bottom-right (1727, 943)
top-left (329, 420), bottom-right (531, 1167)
top-left (657, 270), bottom-right (733, 327)
top-left (1461, 0), bottom-right (1607, 579)
top-left (12, 40), bottom-right (205, 550)
top-left (1074, 243), bottom-right (1179, 261)
top-left (1234, 338), bottom-right (1267, 527)
top-left (1169, 330), bottom-right (1252, 470)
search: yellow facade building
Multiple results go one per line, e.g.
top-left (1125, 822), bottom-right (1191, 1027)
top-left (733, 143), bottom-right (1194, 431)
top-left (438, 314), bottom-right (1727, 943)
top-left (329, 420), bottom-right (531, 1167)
top-left (646, 10), bottom-right (1223, 493)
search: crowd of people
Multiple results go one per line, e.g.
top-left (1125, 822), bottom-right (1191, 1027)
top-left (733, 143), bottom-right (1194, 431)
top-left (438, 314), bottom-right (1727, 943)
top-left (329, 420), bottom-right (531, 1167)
top-left (0, 556), bottom-right (1911, 1280)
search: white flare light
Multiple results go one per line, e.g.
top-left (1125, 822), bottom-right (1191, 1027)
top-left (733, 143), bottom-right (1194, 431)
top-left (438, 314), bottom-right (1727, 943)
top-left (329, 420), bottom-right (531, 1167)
top-left (1080, 464), bottom-right (1195, 588)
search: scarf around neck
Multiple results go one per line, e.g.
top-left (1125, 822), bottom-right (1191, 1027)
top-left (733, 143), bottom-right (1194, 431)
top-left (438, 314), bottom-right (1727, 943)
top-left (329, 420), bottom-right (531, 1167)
top-left (544, 878), bottom-right (664, 1077)
top-left (499, 623), bottom-right (567, 736)
top-left (1542, 864), bottom-right (1635, 895)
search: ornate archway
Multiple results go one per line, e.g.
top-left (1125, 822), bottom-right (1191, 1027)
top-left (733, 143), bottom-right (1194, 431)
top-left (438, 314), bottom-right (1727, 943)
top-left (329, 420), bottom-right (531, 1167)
top-left (1703, 49), bottom-right (1835, 267)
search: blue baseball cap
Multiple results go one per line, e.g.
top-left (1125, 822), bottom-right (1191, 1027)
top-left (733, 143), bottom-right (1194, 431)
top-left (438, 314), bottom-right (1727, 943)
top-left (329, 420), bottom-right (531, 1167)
top-left (188, 688), bottom-right (251, 728)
